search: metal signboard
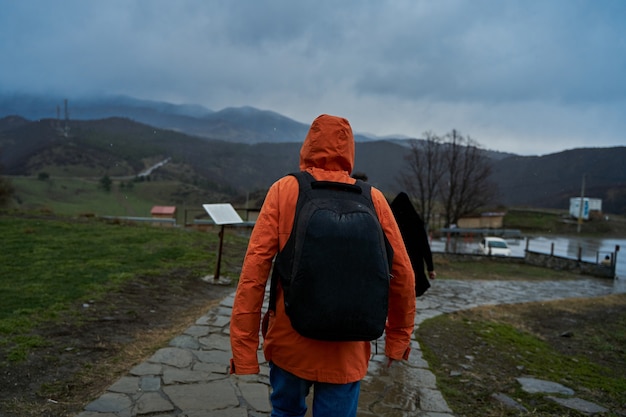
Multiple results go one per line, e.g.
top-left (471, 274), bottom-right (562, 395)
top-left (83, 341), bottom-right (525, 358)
top-left (202, 204), bottom-right (243, 225)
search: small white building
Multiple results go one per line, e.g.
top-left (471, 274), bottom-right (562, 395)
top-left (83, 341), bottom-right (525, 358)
top-left (569, 197), bottom-right (602, 220)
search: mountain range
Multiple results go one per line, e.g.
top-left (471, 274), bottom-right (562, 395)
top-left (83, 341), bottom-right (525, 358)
top-left (1, 93), bottom-right (625, 214)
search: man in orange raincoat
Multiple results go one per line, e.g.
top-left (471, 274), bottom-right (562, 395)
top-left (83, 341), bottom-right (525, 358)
top-left (230, 114), bottom-right (416, 417)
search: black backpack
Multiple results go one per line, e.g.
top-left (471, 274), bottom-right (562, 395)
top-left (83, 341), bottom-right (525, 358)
top-left (269, 171), bottom-right (393, 341)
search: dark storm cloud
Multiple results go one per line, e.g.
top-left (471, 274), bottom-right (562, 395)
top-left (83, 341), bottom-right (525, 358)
top-left (1, 0), bottom-right (624, 154)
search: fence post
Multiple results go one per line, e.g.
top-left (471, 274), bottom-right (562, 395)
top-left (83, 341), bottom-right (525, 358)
top-left (614, 245), bottom-right (621, 279)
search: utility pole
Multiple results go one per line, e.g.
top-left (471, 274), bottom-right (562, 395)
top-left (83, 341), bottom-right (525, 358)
top-left (577, 174), bottom-right (586, 233)
top-left (64, 98), bottom-right (70, 137)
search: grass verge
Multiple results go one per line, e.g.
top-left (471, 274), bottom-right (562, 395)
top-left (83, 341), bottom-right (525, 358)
top-left (416, 295), bottom-right (626, 416)
top-left (432, 253), bottom-right (586, 281)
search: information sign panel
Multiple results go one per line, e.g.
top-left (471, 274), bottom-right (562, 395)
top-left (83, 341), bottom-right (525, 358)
top-left (202, 204), bottom-right (244, 225)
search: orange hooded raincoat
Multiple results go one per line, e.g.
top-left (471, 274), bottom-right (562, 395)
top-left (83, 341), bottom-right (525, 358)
top-left (230, 114), bottom-right (416, 384)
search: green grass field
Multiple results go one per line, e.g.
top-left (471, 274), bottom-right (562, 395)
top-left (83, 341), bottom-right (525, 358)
top-left (10, 176), bottom-right (173, 217)
top-left (0, 214), bottom-right (247, 360)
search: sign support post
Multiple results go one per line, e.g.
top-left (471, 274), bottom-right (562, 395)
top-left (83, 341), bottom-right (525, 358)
top-left (214, 224), bottom-right (225, 281)
top-left (201, 204), bottom-right (244, 285)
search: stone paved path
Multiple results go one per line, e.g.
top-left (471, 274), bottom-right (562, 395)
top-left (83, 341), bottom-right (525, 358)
top-left (76, 277), bottom-right (615, 417)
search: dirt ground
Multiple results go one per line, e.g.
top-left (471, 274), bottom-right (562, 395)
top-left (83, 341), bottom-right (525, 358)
top-left (0, 270), bottom-right (234, 417)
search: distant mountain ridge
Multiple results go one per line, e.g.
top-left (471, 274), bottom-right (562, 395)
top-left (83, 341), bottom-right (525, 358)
top-left (0, 93), bottom-right (376, 144)
top-left (491, 148), bottom-right (626, 213)
top-left (1, 93), bottom-right (625, 214)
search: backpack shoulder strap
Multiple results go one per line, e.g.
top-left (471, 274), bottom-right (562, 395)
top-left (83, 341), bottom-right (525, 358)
top-left (268, 172), bottom-right (308, 312)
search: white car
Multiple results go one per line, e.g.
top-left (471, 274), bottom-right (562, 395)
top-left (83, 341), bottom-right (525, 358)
top-left (479, 237), bottom-right (512, 256)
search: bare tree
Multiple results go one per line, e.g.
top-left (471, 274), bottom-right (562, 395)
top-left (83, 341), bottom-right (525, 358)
top-left (400, 132), bottom-right (445, 227)
top-left (402, 129), bottom-right (496, 228)
top-left (438, 129), bottom-right (462, 228)
top-left (438, 130), bottom-right (495, 227)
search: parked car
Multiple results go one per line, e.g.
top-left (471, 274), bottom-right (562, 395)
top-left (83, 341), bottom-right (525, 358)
top-left (479, 237), bottom-right (512, 256)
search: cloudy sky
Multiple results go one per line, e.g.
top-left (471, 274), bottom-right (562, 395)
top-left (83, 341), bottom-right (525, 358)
top-left (1, 0), bottom-right (625, 155)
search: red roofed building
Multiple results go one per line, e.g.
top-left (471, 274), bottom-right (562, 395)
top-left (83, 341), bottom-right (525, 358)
top-left (150, 206), bottom-right (177, 226)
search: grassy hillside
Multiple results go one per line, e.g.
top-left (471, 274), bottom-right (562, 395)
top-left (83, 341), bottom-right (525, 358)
top-left (504, 207), bottom-right (626, 236)
top-left (11, 177), bottom-right (153, 216)
top-left (1, 117), bottom-right (301, 208)
top-left (2, 117), bottom-right (626, 215)
top-left (8, 176), bottom-right (236, 221)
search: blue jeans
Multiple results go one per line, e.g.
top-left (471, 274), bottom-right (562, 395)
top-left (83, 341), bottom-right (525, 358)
top-left (269, 362), bottom-right (361, 417)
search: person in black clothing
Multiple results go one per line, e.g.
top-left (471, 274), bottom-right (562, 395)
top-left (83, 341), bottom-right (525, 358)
top-left (390, 192), bottom-right (436, 296)
top-left (350, 174), bottom-right (435, 296)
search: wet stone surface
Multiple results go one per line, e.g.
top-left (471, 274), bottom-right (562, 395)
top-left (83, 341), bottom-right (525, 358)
top-left (76, 278), bottom-right (615, 417)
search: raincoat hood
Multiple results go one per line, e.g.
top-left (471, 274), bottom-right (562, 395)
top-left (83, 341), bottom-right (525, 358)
top-left (299, 114), bottom-right (354, 174)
